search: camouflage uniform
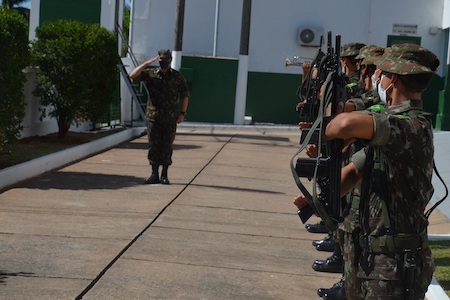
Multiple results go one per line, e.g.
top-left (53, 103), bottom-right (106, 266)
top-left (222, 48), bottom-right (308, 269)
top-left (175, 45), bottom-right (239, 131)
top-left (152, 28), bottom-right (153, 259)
top-left (341, 42), bottom-right (366, 99)
top-left (138, 65), bottom-right (189, 166)
top-left (342, 46), bottom-right (384, 300)
top-left (351, 44), bottom-right (439, 300)
top-left (346, 72), bottom-right (365, 99)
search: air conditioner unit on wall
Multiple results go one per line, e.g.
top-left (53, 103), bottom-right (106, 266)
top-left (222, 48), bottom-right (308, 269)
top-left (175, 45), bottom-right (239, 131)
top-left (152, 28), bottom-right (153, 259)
top-left (297, 27), bottom-right (324, 47)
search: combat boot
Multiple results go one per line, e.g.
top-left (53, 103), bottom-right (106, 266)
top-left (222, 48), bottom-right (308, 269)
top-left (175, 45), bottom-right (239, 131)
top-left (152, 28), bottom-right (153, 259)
top-left (305, 221), bottom-right (328, 233)
top-left (315, 238), bottom-right (335, 252)
top-left (161, 165), bottom-right (170, 185)
top-left (317, 276), bottom-right (345, 297)
top-left (145, 165), bottom-right (160, 184)
top-left (312, 252), bottom-right (343, 273)
top-left (322, 283), bottom-right (346, 300)
top-left (312, 232), bottom-right (333, 246)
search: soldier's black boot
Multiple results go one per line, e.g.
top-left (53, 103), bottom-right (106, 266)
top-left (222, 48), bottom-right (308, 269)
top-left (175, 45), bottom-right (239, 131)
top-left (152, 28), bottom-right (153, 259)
top-left (145, 164), bottom-right (160, 184)
top-left (313, 232), bottom-right (335, 252)
top-left (161, 165), bottom-right (170, 184)
top-left (305, 220), bottom-right (329, 233)
top-left (312, 244), bottom-right (343, 273)
top-left (322, 282), bottom-right (346, 300)
top-left (312, 232), bottom-right (332, 246)
top-left (317, 276), bottom-right (345, 297)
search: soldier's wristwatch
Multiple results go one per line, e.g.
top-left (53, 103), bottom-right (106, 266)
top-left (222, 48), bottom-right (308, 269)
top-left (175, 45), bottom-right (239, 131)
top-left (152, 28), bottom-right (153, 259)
top-left (180, 111), bottom-right (186, 116)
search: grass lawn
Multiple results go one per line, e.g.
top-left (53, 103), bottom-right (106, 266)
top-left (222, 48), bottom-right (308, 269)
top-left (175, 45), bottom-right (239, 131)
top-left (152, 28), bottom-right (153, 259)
top-left (430, 240), bottom-right (450, 297)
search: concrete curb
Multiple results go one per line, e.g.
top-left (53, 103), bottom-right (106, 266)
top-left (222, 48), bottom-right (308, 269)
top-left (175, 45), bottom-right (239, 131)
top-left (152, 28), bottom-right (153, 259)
top-left (0, 127), bottom-right (146, 192)
top-left (427, 277), bottom-right (450, 300)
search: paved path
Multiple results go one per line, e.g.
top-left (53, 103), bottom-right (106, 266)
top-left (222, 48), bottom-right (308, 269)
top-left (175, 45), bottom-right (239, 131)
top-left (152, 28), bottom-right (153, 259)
top-left (0, 125), bottom-right (448, 299)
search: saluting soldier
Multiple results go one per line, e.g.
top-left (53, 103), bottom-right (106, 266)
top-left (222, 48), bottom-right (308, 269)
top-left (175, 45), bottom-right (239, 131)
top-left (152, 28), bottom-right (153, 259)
top-left (130, 49), bottom-right (189, 185)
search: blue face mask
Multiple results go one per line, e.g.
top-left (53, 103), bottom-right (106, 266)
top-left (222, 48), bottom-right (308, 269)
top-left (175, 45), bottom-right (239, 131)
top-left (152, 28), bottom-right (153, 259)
top-left (159, 60), bottom-right (170, 69)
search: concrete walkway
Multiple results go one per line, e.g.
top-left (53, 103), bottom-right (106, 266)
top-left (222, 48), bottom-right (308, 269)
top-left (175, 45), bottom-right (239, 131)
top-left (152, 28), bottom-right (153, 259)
top-left (0, 124), bottom-right (448, 299)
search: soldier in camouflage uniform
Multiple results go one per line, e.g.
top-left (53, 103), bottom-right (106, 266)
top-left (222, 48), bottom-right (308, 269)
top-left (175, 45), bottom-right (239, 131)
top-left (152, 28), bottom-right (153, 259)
top-left (338, 45), bottom-right (385, 300)
top-left (325, 43), bottom-right (439, 299)
top-left (340, 42), bottom-right (366, 99)
top-left (317, 45), bottom-right (386, 300)
top-left (130, 49), bottom-right (189, 185)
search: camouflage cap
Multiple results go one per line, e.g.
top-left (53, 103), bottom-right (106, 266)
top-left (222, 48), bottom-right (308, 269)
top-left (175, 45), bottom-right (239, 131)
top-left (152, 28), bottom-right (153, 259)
top-left (358, 45), bottom-right (385, 65)
top-left (158, 49), bottom-right (172, 60)
top-left (340, 43), bottom-right (366, 57)
top-left (376, 43), bottom-right (439, 75)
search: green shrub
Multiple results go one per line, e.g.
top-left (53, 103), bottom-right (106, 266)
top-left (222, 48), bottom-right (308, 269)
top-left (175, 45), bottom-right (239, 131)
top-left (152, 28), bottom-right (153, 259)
top-left (31, 20), bottom-right (117, 139)
top-left (0, 8), bottom-right (29, 150)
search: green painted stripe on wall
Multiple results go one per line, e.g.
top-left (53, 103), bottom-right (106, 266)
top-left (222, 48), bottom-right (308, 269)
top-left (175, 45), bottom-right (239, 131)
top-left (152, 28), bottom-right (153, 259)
top-left (39, 0), bottom-right (101, 25)
top-left (181, 56), bottom-right (238, 123)
top-left (181, 55), bottom-right (302, 125)
top-left (423, 72), bottom-right (445, 127)
top-left (436, 64), bottom-right (450, 130)
top-left (247, 72), bottom-right (302, 125)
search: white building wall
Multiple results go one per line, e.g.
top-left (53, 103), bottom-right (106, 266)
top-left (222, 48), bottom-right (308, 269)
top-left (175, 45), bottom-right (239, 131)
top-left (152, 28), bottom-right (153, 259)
top-left (444, 0), bottom-right (450, 29)
top-left (132, 0), bottom-right (447, 76)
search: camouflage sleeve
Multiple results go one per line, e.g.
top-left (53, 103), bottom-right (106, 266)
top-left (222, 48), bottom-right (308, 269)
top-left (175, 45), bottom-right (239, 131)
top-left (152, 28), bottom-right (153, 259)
top-left (347, 98), bottom-right (367, 111)
top-left (363, 112), bottom-right (391, 146)
top-left (135, 69), bottom-right (150, 82)
top-left (351, 148), bottom-right (366, 172)
top-left (177, 72), bottom-right (190, 98)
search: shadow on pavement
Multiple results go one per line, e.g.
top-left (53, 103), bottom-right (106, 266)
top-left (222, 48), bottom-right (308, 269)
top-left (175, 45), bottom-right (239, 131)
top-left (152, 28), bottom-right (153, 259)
top-left (18, 172), bottom-right (144, 190)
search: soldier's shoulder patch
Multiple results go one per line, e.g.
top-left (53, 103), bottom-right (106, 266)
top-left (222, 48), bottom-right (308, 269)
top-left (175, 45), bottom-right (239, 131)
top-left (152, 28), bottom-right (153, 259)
top-left (367, 104), bottom-right (385, 112)
top-left (392, 114), bottom-right (410, 119)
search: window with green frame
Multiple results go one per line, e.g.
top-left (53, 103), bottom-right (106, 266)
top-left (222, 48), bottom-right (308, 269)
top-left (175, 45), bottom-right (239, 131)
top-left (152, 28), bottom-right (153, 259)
top-left (387, 35), bottom-right (421, 46)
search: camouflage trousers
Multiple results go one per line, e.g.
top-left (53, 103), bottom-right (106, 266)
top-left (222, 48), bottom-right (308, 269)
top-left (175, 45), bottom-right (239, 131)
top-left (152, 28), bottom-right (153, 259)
top-left (147, 121), bottom-right (177, 166)
top-left (355, 245), bottom-right (434, 299)
top-left (340, 229), bottom-right (364, 299)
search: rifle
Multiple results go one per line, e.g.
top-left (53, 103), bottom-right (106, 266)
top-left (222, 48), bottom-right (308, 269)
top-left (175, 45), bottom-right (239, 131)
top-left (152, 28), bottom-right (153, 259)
top-left (290, 32), bottom-right (347, 231)
top-left (297, 36), bottom-right (325, 124)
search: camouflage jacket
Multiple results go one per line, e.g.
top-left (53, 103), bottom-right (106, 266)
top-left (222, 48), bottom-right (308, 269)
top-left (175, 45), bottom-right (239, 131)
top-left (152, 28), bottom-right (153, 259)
top-left (139, 68), bottom-right (189, 123)
top-left (352, 100), bottom-right (434, 280)
top-left (346, 71), bottom-right (365, 99)
top-left (339, 90), bottom-right (382, 232)
top-left (347, 88), bottom-right (380, 111)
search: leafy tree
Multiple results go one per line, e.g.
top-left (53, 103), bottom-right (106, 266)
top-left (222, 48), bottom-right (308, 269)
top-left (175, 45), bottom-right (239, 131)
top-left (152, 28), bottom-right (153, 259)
top-left (1, 0), bottom-right (29, 22)
top-left (31, 20), bottom-right (117, 139)
top-left (0, 8), bottom-right (30, 149)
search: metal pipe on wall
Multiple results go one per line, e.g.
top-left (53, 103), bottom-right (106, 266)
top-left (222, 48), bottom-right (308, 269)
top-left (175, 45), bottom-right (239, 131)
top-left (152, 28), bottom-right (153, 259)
top-left (213, 0), bottom-right (220, 57)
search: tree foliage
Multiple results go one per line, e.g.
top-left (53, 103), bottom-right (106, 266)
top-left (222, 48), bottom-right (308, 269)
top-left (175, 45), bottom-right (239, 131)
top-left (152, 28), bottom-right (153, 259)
top-left (1, 0), bottom-right (29, 21)
top-left (0, 8), bottom-right (30, 149)
top-left (31, 20), bottom-right (118, 139)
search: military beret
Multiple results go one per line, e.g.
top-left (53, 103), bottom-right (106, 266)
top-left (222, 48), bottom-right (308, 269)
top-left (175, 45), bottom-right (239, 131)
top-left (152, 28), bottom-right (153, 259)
top-left (158, 49), bottom-right (172, 60)
top-left (340, 43), bottom-right (366, 57)
top-left (376, 43), bottom-right (439, 75)
top-left (357, 45), bottom-right (385, 65)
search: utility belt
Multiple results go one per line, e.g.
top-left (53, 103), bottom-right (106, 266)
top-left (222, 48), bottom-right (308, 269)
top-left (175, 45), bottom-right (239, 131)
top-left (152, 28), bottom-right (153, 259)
top-left (359, 232), bottom-right (428, 254)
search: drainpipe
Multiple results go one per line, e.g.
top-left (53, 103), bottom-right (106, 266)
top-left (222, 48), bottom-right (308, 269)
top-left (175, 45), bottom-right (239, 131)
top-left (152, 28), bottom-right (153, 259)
top-left (234, 0), bottom-right (252, 125)
top-left (213, 0), bottom-right (220, 57)
top-left (436, 29), bottom-right (450, 130)
top-left (172, 0), bottom-right (185, 71)
top-left (129, 0), bottom-right (135, 52)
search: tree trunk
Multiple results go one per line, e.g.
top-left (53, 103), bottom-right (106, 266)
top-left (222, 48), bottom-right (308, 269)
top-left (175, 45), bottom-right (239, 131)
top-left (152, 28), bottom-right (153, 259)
top-left (57, 116), bottom-right (70, 140)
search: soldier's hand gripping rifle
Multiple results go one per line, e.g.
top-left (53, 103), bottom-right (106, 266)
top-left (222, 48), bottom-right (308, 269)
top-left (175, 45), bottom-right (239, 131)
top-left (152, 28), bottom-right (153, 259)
top-left (290, 33), bottom-right (347, 231)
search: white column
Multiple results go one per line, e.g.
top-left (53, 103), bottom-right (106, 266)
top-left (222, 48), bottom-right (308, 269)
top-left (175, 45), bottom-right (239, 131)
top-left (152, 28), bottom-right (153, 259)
top-left (234, 54), bottom-right (249, 125)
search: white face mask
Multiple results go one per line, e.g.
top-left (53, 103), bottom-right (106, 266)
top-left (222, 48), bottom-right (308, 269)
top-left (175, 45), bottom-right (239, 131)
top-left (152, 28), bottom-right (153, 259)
top-left (377, 74), bottom-right (392, 104)
top-left (371, 74), bottom-right (377, 91)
